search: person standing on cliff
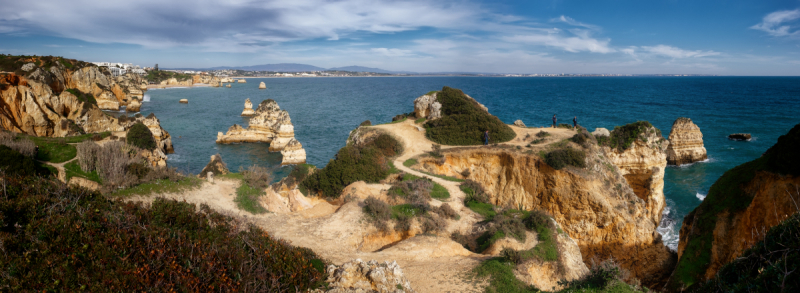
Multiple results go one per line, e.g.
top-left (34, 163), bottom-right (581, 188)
top-left (573, 116), bottom-right (577, 129)
top-left (552, 115), bottom-right (557, 128)
top-left (484, 130), bottom-right (490, 146)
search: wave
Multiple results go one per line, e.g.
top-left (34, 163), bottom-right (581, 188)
top-left (143, 94), bottom-right (150, 102)
top-left (696, 192), bottom-right (706, 201)
top-left (657, 203), bottom-right (679, 251)
top-left (671, 157), bottom-right (713, 168)
top-left (167, 154), bottom-right (185, 163)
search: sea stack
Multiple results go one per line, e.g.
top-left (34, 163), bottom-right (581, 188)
top-left (217, 99), bottom-right (306, 165)
top-left (241, 99), bottom-right (255, 116)
top-left (666, 117), bottom-right (708, 165)
top-left (238, 79), bottom-right (246, 83)
top-left (729, 133), bottom-right (752, 141)
top-left (280, 138), bottom-right (307, 165)
top-left (179, 99), bottom-right (188, 104)
top-left (258, 82), bottom-right (266, 89)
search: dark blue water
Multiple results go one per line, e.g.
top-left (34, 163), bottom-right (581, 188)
top-left (140, 76), bottom-right (800, 249)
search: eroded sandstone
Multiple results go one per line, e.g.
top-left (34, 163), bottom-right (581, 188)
top-left (217, 99), bottom-right (306, 165)
top-left (666, 117), bottom-right (707, 165)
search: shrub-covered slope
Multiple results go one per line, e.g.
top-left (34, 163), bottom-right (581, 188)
top-left (667, 123), bottom-right (800, 291)
top-left (424, 86), bottom-right (516, 145)
top-left (0, 175), bottom-right (326, 291)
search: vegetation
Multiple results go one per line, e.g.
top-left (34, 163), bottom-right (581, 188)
top-left (234, 165), bottom-right (270, 214)
top-left (0, 145), bottom-right (51, 177)
top-left (26, 136), bottom-right (76, 163)
top-left (0, 175), bottom-right (326, 291)
top-left (415, 117), bottom-right (426, 124)
top-left (597, 121), bottom-right (658, 152)
top-left (64, 161), bottom-right (101, 183)
top-left (403, 158), bottom-right (417, 167)
top-left (536, 131), bottom-right (551, 138)
top-left (544, 147), bottom-right (587, 170)
top-left (668, 123), bottom-right (800, 291)
top-left (359, 120), bottom-right (372, 126)
top-left (461, 180), bottom-right (496, 219)
top-left (0, 131), bottom-right (36, 157)
top-left (424, 86), bottom-right (516, 145)
top-left (111, 177), bottom-right (202, 197)
top-left (65, 88), bottom-right (97, 106)
top-left (126, 122), bottom-right (156, 151)
top-left (692, 212), bottom-right (800, 292)
top-left (300, 132), bottom-right (402, 198)
top-left (145, 69), bottom-right (192, 83)
top-left (0, 54), bottom-right (91, 74)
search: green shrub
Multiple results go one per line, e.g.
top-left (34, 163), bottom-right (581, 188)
top-left (284, 163), bottom-right (315, 187)
top-left (424, 86), bottom-right (516, 145)
top-left (364, 196), bottom-right (392, 221)
top-left (536, 131), bottom-right (550, 138)
top-left (403, 158), bottom-right (417, 167)
top-left (558, 123), bottom-right (573, 129)
top-left (359, 120), bottom-right (372, 126)
top-left (0, 175), bottom-right (326, 292)
top-left (65, 88), bottom-right (97, 106)
top-left (430, 182), bottom-right (450, 199)
top-left (64, 161), bottom-right (102, 184)
top-left (0, 145), bottom-right (49, 177)
top-left (300, 133), bottom-right (401, 198)
top-left (126, 122), bottom-right (156, 151)
top-left (598, 121), bottom-right (656, 152)
top-left (432, 203), bottom-right (459, 220)
top-left (545, 147), bottom-right (586, 170)
top-left (125, 162), bottom-right (150, 179)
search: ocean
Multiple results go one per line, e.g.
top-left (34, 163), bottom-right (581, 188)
top-left (138, 76), bottom-right (800, 250)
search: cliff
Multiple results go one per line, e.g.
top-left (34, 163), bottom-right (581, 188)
top-left (415, 130), bottom-right (674, 286)
top-left (666, 123), bottom-right (800, 291)
top-left (217, 99), bottom-right (305, 165)
top-left (666, 117), bottom-right (707, 165)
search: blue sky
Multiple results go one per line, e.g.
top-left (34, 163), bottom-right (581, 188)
top-left (2, 0), bottom-right (800, 75)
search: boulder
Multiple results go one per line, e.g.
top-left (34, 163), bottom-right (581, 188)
top-left (258, 81), bottom-right (266, 89)
top-left (241, 98), bottom-right (255, 116)
top-left (513, 120), bottom-right (526, 127)
top-left (198, 154), bottom-right (229, 178)
top-left (728, 133), bottom-right (751, 141)
top-left (666, 117), bottom-right (707, 165)
top-left (310, 259), bottom-right (415, 293)
top-left (179, 99), bottom-right (188, 104)
top-left (413, 92), bottom-right (441, 120)
top-left (126, 98), bottom-right (141, 112)
top-left (280, 138), bottom-right (307, 165)
top-left (238, 79), bottom-right (246, 83)
top-left (592, 127), bottom-right (610, 137)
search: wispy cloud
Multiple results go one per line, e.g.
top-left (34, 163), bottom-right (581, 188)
top-left (638, 45), bottom-right (720, 58)
top-left (551, 15), bottom-right (600, 31)
top-left (750, 9), bottom-right (800, 37)
top-left (504, 33), bottom-right (614, 53)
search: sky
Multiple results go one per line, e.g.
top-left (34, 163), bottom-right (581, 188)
top-left (2, 0), bottom-right (800, 75)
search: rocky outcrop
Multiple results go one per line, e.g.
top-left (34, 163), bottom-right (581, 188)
top-left (515, 220), bottom-right (590, 291)
top-left (413, 90), bottom-right (488, 120)
top-left (310, 259), bottom-right (415, 293)
top-left (179, 99), bottom-right (188, 104)
top-left (220, 77), bottom-right (234, 83)
top-left (592, 128), bottom-right (610, 137)
top-left (160, 78), bottom-right (192, 86)
top-left (280, 138), bottom-right (307, 165)
top-left (217, 99), bottom-right (305, 165)
top-left (602, 124), bottom-right (669, 226)
top-left (241, 99), bottom-right (255, 116)
top-left (666, 124), bottom-right (800, 291)
top-left (237, 79), bottom-right (246, 83)
top-left (666, 117), bottom-right (707, 165)
top-left (198, 154), bottom-right (229, 178)
top-left (728, 133), bottom-right (751, 141)
top-left (415, 143), bottom-right (674, 285)
top-left (126, 98), bottom-right (141, 112)
top-left (1, 74), bottom-right (84, 137)
top-left (514, 120), bottom-right (526, 127)
top-left (258, 82), bottom-right (266, 89)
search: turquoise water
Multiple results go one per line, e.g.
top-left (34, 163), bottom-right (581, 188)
top-left (139, 76), bottom-right (800, 250)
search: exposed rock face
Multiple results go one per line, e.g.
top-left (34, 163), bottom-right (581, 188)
top-left (592, 128), bottom-right (610, 137)
top-left (728, 133), bottom-right (751, 141)
top-left (413, 91), bottom-right (488, 120)
top-left (666, 117), bottom-right (707, 165)
top-left (1, 74), bottom-right (84, 137)
top-left (68, 66), bottom-right (139, 111)
top-left (241, 98), bottom-right (255, 116)
top-left (514, 120), bottom-right (526, 127)
top-left (666, 124), bottom-right (800, 291)
top-left (258, 81), bottom-right (266, 89)
top-left (217, 99), bottom-right (305, 165)
top-left (515, 220), bottom-right (590, 291)
top-left (160, 78), bottom-right (192, 86)
top-left (198, 154), bottom-right (229, 178)
top-left (220, 77), bottom-right (234, 83)
top-left (602, 125), bottom-right (669, 225)
top-left (415, 145), bottom-right (674, 286)
top-left (237, 79), bottom-right (246, 83)
top-left (311, 259), bottom-right (415, 293)
top-left (126, 98), bottom-right (141, 112)
top-left (280, 138), bottom-right (307, 165)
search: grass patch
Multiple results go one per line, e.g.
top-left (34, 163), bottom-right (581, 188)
top-left (424, 86), bottom-right (516, 145)
top-left (110, 177), bottom-right (202, 197)
top-left (391, 204), bottom-right (425, 218)
top-left (64, 161), bottom-right (101, 183)
top-left (430, 182), bottom-right (450, 199)
top-left (29, 138), bottom-right (76, 163)
top-left (403, 158), bottom-right (417, 167)
top-left (466, 201), bottom-right (496, 220)
top-left (388, 161), bottom-right (400, 174)
top-left (389, 117), bottom-right (407, 124)
top-left (423, 171), bottom-right (465, 182)
top-left (235, 182), bottom-right (267, 214)
top-left (474, 258), bottom-right (538, 293)
top-left (415, 117), bottom-right (426, 124)
top-left (426, 90), bottom-right (438, 95)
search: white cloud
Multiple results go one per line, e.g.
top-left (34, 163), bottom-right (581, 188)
top-left (640, 45), bottom-right (720, 58)
top-left (370, 48), bottom-right (413, 57)
top-left (552, 15), bottom-right (600, 31)
top-left (504, 34), bottom-right (614, 53)
top-left (750, 9), bottom-right (800, 37)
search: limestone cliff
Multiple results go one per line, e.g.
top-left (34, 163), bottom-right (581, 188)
top-left (665, 117), bottom-right (707, 165)
top-left (217, 99), bottom-right (305, 165)
top-left (415, 140), bottom-right (674, 286)
top-left (159, 78), bottom-right (192, 86)
top-left (280, 138), bottom-right (307, 165)
top-left (413, 90), bottom-right (488, 120)
top-left (666, 123), bottom-right (800, 291)
top-left (241, 98), bottom-right (255, 116)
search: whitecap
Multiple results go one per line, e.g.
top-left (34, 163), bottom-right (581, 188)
top-left (143, 94), bottom-right (151, 102)
top-left (673, 157), bottom-right (713, 168)
top-left (696, 192), bottom-right (706, 201)
top-left (657, 204), bottom-right (679, 251)
top-left (167, 154), bottom-right (185, 163)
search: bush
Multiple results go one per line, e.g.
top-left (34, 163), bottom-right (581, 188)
top-left (536, 131), bottom-right (550, 138)
top-left (430, 144), bottom-right (443, 158)
top-left (76, 140), bottom-right (99, 172)
top-left (360, 120), bottom-right (372, 126)
top-left (65, 88), bottom-right (97, 106)
top-left (545, 147), bottom-right (586, 170)
top-left (95, 141), bottom-right (136, 188)
top-left (126, 122), bottom-right (156, 151)
top-left (570, 129), bottom-right (595, 148)
top-left (300, 133), bottom-right (401, 198)
top-left (0, 132), bottom-right (36, 157)
top-left (501, 248), bottom-right (524, 264)
top-left (598, 121), bottom-right (656, 152)
top-left (421, 215), bottom-right (447, 233)
top-left (476, 213), bottom-right (527, 252)
top-left (558, 123), bottom-right (573, 129)
top-left (461, 179), bottom-right (490, 205)
top-left (433, 203), bottom-right (459, 220)
top-left (0, 175), bottom-right (326, 292)
top-left (240, 164), bottom-right (271, 190)
top-left (424, 86), bottom-right (516, 145)
top-left (0, 145), bottom-right (49, 177)
top-left (125, 162), bottom-right (150, 179)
